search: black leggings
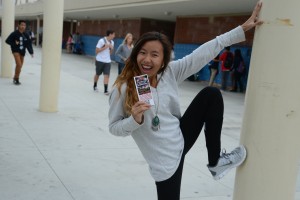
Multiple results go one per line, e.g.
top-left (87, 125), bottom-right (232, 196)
top-left (155, 86), bottom-right (224, 200)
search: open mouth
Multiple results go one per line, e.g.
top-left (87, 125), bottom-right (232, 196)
top-left (141, 64), bottom-right (152, 73)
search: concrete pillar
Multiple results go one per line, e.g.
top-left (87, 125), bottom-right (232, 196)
top-left (233, 1), bottom-right (300, 200)
top-left (36, 16), bottom-right (40, 46)
top-left (39, 0), bottom-right (64, 112)
top-left (70, 20), bottom-right (74, 34)
top-left (1, 0), bottom-right (15, 78)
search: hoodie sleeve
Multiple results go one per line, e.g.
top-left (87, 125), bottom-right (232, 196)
top-left (169, 26), bottom-right (245, 84)
top-left (5, 32), bottom-right (14, 46)
top-left (108, 84), bottom-right (142, 137)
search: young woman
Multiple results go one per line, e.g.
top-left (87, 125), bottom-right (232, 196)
top-left (115, 33), bottom-right (134, 74)
top-left (231, 49), bottom-right (246, 92)
top-left (108, 2), bottom-right (263, 199)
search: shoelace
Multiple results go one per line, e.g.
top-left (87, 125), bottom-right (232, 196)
top-left (220, 149), bottom-right (229, 158)
top-left (222, 148), bottom-right (242, 162)
top-left (221, 148), bottom-right (239, 159)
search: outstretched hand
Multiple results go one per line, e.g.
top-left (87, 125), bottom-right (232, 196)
top-left (241, 1), bottom-right (263, 32)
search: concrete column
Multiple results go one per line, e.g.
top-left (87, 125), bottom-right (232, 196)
top-left (233, 1), bottom-right (300, 200)
top-left (36, 16), bottom-right (40, 46)
top-left (1, 0), bottom-right (15, 78)
top-left (70, 20), bottom-right (74, 34)
top-left (39, 0), bottom-right (64, 112)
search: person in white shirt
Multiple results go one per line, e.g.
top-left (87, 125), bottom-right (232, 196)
top-left (93, 30), bottom-right (115, 94)
top-left (109, 2), bottom-right (263, 199)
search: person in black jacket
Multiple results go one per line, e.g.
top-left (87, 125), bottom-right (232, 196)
top-left (5, 20), bottom-right (34, 85)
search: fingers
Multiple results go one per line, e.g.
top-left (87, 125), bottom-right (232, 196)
top-left (254, 1), bottom-right (262, 18)
top-left (255, 19), bottom-right (264, 26)
top-left (132, 101), bottom-right (151, 124)
top-left (252, 1), bottom-right (263, 23)
top-left (241, 1), bottom-right (263, 32)
top-left (132, 101), bottom-right (151, 114)
top-left (253, 1), bottom-right (262, 16)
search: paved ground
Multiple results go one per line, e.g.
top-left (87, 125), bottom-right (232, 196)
top-left (1, 43), bottom-right (299, 200)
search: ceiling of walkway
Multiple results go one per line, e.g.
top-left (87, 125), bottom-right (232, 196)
top-left (8, 0), bottom-right (258, 21)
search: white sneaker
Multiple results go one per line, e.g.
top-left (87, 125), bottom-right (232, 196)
top-left (104, 91), bottom-right (110, 95)
top-left (207, 145), bottom-right (247, 180)
top-left (93, 86), bottom-right (98, 92)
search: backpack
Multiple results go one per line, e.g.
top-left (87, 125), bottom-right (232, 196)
top-left (224, 52), bottom-right (233, 69)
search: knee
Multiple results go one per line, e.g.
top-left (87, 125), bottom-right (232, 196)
top-left (202, 86), bottom-right (222, 99)
top-left (204, 86), bottom-right (220, 94)
top-left (16, 63), bottom-right (23, 68)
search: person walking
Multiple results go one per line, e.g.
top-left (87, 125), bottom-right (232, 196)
top-left (231, 49), bottom-right (246, 92)
top-left (208, 55), bottom-right (220, 86)
top-left (93, 30), bottom-right (115, 94)
top-left (115, 33), bottom-right (134, 75)
top-left (108, 2), bottom-right (263, 200)
top-left (5, 20), bottom-right (34, 85)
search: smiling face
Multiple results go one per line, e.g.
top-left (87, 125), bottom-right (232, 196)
top-left (137, 40), bottom-right (164, 81)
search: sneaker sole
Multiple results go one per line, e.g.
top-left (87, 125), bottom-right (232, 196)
top-left (214, 145), bottom-right (247, 180)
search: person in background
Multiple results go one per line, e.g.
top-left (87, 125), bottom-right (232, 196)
top-left (231, 49), bottom-right (246, 92)
top-left (115, 33), bottom-right (134, 74)
top-left (208, 55), bottom-right (220, 86)
top-left (26, 27), bottom-right (35, 45)
top-left (73, 32), bottom-right (82, 54)
top-left (66, 33), bottom-right (73, 53)
top-left (108, 2), bottom-right (263, 200)
top-left (5, 20), bottom-right (34, 85)
top-left (72, 32), bottom-right (80, 44)
top-left (93, 30), bottom-right (115, 94)
top-left (220, 46), bottom-right (233, 90)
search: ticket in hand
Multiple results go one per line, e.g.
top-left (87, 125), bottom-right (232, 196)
top-left (133, 74), bottom-right (155, 106)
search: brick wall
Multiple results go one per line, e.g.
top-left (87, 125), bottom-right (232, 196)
top-left (174, 15), bottom-right (255, 46)
top-left (75, 19), bottom-right (141, 38)
top-left (139, 18), bottom-right (175, 43)
top-left (74, 18), bottom-right (175, 42)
